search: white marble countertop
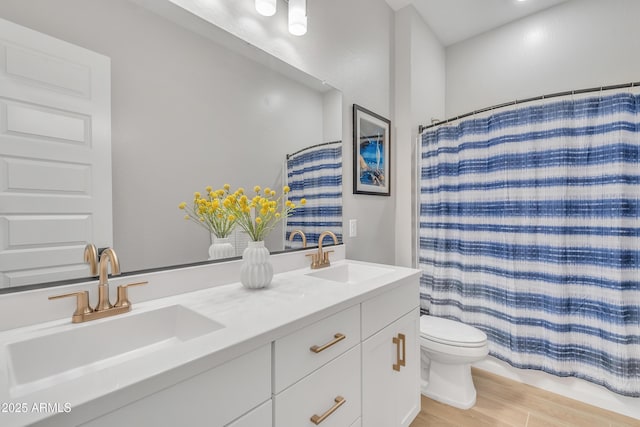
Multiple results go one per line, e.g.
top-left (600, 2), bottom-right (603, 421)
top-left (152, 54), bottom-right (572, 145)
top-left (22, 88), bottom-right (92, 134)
top-left (0, 253), bottom-right (420, 426)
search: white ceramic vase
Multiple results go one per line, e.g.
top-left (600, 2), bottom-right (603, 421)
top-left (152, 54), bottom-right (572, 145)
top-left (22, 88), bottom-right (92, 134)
top-left (208, 235), bottom-right (235, 260)
top-left (240, 240), bottom-right (273, 289)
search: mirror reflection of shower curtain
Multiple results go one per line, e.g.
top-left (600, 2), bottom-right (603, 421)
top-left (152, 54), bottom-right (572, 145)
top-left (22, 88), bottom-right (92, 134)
top-left (285, 141), bottom-right (342, 248)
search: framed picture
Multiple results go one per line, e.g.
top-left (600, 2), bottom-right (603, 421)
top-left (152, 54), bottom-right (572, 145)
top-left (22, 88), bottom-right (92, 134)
top-left (353, 104), bottom-right (391, 196)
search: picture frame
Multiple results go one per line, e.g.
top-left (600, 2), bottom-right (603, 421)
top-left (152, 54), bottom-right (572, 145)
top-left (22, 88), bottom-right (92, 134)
top-left (352, 104), bottom-right (391, 196)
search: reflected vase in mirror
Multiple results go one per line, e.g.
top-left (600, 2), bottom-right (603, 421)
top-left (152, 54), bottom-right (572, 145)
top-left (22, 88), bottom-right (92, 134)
top-left (208, 235), bottom-right (235, 260)
top-left (240, 241), bottom-right (273, 289)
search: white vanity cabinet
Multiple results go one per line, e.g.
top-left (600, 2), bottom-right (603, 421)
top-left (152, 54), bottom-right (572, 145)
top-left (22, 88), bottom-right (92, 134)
top-left (272, 277), bottom-right (420, 427)
top-left (79, 344), bottom-right (271, 427)
top-left (361, 281), bottom-right (421, 427)
top-left (1, 257), bottom-right (422, 427)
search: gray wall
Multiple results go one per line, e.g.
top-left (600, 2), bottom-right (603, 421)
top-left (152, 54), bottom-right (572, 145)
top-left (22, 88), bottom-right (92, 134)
top-left (0, 0), bottom-right (326, 271)
top-left (446, 0), bottom-right (640, 117)
top-left (394, 6), bottom-right (445, 267)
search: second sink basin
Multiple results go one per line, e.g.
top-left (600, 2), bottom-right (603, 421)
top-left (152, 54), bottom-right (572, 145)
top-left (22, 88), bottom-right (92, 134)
top-left (6, 305), bottom-right (223, 394)
top-left (305, 262), bottom-right (394, 284)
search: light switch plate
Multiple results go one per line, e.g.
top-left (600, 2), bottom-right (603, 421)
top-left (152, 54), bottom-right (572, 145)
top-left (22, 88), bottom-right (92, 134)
top-left (349, 219), bottom-right (357, 237)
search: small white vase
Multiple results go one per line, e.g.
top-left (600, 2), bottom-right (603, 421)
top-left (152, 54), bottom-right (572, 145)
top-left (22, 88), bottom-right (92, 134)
top-left (208, 236), bottom-right (235, 260)
top-left (240, 240), bottom-right (273, 289)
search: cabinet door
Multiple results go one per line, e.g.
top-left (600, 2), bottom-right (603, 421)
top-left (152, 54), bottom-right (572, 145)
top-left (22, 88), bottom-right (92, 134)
top-left (362, 309), bottom-right (420, 427)
top-left (79, 344), bottom-right (271, 427)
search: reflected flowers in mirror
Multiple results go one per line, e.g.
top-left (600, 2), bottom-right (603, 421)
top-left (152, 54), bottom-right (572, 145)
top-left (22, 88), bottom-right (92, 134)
top-left (178, 184), bottom-right (236, 238)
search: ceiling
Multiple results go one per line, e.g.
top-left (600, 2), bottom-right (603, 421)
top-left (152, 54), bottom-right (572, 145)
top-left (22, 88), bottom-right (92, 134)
top-left (385, 0), bottom-right (569, 46)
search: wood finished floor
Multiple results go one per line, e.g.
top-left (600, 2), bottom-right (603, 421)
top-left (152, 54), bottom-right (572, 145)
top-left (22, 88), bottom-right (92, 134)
top-left (409, 369), bottom-right (639, 427)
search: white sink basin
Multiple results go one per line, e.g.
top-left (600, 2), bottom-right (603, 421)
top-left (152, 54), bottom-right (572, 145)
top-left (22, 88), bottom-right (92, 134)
top-left (306, 262), bottom-right (394, 284)
top-left (6, 305), bottom-right (223, 394)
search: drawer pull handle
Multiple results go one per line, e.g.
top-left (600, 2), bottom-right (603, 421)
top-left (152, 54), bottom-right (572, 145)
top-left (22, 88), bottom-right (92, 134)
top-left (310, 333), bottom-right (346, 353)
top-left (393, 333), bottom-right (406, 371)
top-left (310, 396), bottom-right (346, 425)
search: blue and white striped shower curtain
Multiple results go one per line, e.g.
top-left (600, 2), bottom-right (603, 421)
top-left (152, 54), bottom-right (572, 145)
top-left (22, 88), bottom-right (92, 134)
top-left (419, 92), bottom-right (640, 396)
top-left (286, 142), bottom-right (342, 247)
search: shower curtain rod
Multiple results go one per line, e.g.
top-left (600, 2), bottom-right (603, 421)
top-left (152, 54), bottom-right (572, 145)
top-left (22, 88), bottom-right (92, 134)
top-left (418, 80), bottom-right (640, 134)
top-left (286, 140), bottom-right (341, 159)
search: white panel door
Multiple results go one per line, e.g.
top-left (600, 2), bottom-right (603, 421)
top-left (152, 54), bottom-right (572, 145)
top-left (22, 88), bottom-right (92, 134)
top-left (0, 17), bottom-right (111, 287)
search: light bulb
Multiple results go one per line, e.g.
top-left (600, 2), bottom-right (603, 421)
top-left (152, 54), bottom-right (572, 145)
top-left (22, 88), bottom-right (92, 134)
top-left (288, 0), bottom-right (307, 36)
top-left (255, 0), bottom-right (276, 17)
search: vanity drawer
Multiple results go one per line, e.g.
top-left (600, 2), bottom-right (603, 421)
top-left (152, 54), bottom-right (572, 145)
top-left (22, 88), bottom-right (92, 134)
top-left (361, 278), bottom-right (419, 339)
top-left (274, 344), bottom-right (361, 427)
top-left (274, 304), bottom-right (360, 393)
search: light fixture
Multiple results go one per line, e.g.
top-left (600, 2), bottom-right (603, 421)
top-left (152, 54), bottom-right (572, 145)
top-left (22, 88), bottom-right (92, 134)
top-left (255, 0), bottom-right (276, 17)
top-left (256, 0), bottom-right (308, 36)
top-left (288, 0), bottom-right (307, 36)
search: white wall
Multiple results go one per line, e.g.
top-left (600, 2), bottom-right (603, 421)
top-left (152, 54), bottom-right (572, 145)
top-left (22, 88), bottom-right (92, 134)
top-left (323, 89), bottom-right (343, 143)
top-left (446, 0), bottom-right (640, 117)
top-left (446, 0), bottom-right (640, 419)
top-left (394, 6), bottom-right (445, 267)
top-left (0, 0), bottom-right (325, 271)
top-left (164, 0), bottom-right (397, 263)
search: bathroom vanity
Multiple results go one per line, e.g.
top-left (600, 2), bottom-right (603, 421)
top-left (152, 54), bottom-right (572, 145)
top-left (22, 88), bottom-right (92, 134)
top-left (0, 247), bottom-right (421, 426)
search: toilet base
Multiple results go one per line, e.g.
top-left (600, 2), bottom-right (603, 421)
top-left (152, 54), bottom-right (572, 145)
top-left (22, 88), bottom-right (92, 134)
top-left (421, 360), bottom-right (477, 410)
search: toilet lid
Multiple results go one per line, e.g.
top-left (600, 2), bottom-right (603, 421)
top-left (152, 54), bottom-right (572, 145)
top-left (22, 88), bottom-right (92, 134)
top-left (420, 315), bottom-right (487, 347)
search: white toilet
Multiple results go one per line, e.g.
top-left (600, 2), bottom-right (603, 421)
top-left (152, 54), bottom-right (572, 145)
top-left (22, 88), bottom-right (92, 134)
top-left (419, 315), bottom-right (489, 409)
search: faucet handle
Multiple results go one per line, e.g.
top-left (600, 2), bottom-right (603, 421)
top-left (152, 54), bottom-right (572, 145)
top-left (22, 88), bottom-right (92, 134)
top-left (114, 281), bottom-right (148, 309)
top-left (49, 291), bottom-right (93, 323)
top-left (323, 250), bottom-right (334, 263)
top-left (306, 253), bottom-right (320, 268)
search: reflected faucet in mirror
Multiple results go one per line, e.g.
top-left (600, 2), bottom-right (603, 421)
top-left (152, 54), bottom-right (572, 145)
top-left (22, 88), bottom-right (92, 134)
top-left (49, 247), bottom-right (147, 323)
top-left (84, 244), bottom-right (99, 276)
top-left (307, 231), bottom-right (338, 270)
top-left (289, 229), bottom-right (307, 248)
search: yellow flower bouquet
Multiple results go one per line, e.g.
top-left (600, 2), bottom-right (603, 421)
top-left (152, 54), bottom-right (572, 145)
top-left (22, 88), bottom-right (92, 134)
top-left (179, 184), bottom-right (236, 238)
top-left (223, 185), bottom-right (306, 242)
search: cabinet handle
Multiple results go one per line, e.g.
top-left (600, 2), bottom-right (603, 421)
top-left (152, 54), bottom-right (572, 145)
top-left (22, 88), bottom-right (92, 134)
top-left (310, 396), bottom-right (346, 425)
top-left (399, 333), bottom-right (406, 367)
top-left (48, 291), bottom-right (93, 323)
top-left (310, 333), bottom-right (345, 353)
top-left (392, 333), bottom-right (406, 371)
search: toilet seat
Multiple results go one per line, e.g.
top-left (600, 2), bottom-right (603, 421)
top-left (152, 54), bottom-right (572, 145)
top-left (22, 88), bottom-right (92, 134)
top-left (420, 315), bottom-right (487, 348)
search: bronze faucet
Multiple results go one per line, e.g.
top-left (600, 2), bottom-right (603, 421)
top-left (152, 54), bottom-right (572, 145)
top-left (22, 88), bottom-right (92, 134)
top-left (49, 247), bottom-right (147, 323)
top-left (289, 229), bottom-right (307, 248)
top-left (307, 231), bottom-right (338, 269)
top-left (96, 248), bottom-right (120, 311)
top-left (83, 243), bottom-right (99, 276)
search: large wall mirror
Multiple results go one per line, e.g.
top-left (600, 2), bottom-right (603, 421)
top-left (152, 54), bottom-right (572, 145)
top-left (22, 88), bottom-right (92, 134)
top-left (0, 0), bottom-right (343, 292)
